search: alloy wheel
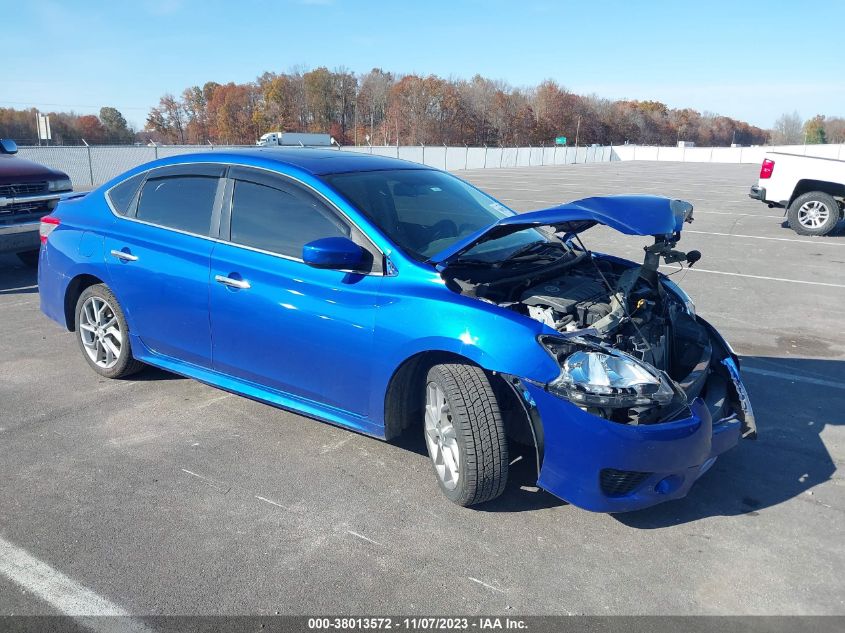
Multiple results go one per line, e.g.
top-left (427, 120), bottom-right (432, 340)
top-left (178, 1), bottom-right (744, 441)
top-left (79, 296), bottom-right (122, 369)
top-left (424, 381), bottom-right (460, 490)
top-left (797, 200), bottom-right (831, 229)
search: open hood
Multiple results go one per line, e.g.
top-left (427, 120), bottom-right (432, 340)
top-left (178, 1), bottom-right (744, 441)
top-left (429, 195), bottom-right (693, 265)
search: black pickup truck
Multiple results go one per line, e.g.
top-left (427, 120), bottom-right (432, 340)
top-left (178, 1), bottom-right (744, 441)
top-left (0, 139), bottom-right (73, 266)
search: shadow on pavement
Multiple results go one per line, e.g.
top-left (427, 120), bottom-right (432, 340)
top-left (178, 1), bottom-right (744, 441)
top-left (616, 356), bottom-right (842, 528)
top-left (0, 255), bottom-right (38, 294)
top-left (465, 355), bottom-right (841, 519)
top-left (779, 218), bottom-right (845, 236)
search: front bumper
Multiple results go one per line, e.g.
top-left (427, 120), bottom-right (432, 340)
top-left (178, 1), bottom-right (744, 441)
top-left (527, 382), bottom-right (745, 513)
top-left (748, 185), bottom-right (766, 201)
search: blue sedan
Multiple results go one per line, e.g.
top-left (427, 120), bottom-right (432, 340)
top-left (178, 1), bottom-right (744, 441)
top-left (38, 149), bottom-right (756, 512)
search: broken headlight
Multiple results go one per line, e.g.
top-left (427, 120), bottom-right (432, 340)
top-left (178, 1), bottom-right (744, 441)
top-left (538, 335), bottom-right (676, 408)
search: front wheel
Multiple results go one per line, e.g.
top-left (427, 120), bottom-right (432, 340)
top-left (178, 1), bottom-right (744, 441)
top-left (75, 284), bottom-right (144, 379)
top-left (423, 363), bottom-right (508, 506)
top-left (787, 191), bottom-right (841, 236)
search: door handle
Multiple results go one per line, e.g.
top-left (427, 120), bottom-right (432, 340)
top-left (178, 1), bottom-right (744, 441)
top-left (110, 249), bottom-right (138, 262)
top-left (214, 274), bottom-right (250, 290)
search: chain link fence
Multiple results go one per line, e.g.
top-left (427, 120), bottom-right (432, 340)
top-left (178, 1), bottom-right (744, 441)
top-left (15, 142), bottom-right (845, 189)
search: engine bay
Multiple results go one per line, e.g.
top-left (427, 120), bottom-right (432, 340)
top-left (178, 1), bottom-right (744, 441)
top-left (442, 234), bottom-right (731, 426)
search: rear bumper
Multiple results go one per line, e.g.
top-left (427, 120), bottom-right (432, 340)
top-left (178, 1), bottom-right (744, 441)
top-left (37, 242), bottom-right (69, 327)
top-left (0, 222), bottom-right (40, 254)
top-left (748, 185), bottom-right (766, 201)
top-left (529, 384), bottom-right (744, 513)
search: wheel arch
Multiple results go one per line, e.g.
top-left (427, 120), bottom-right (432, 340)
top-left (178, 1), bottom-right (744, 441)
top-left (382, 350), bottom-right (544, 477)
top-left (789, 180), bottom-right (845, 209)
top-left (63, 273), bottom-right (106, 331)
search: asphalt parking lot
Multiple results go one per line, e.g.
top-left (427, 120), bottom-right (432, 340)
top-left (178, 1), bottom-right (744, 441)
top-left (1, 161), bottom-right (843, 617)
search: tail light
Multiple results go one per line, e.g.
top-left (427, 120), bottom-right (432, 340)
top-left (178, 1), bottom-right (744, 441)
top-left (759, 159), bottom-right (775, 179)
top-left (39, 215), bottom-right (60, 244)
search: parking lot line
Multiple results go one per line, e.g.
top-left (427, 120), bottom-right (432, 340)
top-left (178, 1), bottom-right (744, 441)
top-left (0, 284), bottom-right (38, 293)
top-left (742, 367), bottom-right (845, 390)
top-left (347, 530), bottom-right (384, 547)
top-left (468, 577), bottom-right (505, 594)
top-left (0, 536), bottom-right (149, 630)
top-left (660, 266), bottom-right (845, 288)
top-left (685, 230), bottom-right (845, 246)
top-left (255, 495), bottom-right (291, 510)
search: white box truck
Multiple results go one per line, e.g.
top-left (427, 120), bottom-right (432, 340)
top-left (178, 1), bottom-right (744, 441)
top-left (256, 132), bottom-right (333, 147)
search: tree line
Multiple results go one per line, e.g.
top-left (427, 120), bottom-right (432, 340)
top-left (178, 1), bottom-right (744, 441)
top-left (146, 68), bottom-right (773, 147)
top-left (2, 67), bottom-right (843, 147)
top-left (0, 106), bottom-right (135, 145)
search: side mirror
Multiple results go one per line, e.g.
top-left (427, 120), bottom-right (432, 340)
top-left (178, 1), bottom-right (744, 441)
top-left (302, 236), bottom-right (365, 270)
top-left (0, 139), bottom-right (18, 154)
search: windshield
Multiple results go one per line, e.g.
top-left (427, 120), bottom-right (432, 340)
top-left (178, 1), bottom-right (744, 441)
top-left (323, 169), bottom-right (547, 260)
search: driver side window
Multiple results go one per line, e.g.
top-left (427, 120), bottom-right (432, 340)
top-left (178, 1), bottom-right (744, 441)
top-left (229, 178), bottom-right (350, 259)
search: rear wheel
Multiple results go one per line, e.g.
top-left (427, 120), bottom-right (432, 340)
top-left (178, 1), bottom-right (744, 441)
top-left (423, 363), bottom-right (508, 506)
top-left (788, 191), bottom-right (841, 236)
top-left (16, 249), bottom-right (40, 268)
top-left (74, 284), bottom-right (144, 379)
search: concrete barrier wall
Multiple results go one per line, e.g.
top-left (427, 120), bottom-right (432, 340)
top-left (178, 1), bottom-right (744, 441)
top-left (15, 142), bottom-right (845, 188)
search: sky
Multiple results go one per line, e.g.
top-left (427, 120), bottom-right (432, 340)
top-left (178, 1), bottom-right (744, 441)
top-left (2, 0), bottom-right (843, 130)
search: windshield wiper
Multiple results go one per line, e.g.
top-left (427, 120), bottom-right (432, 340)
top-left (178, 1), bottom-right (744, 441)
top-left (501, 240), bottom-right (565, 263)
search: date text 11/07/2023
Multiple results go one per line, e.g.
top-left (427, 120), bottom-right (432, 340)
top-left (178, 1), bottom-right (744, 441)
top-left (307, 616), bottom-right (528, 630)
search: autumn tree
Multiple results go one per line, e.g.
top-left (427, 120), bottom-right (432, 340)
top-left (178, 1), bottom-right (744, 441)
top-left (208, 83), bottom-right (258, 144)
top-left (303, 67), bottom-right (339, 132)
top-left (76, 115), bottom-right (107, 144)
top-left (803, 115), bottom-right (826, 144)
top-left (357, 68), bottom-right (393, 144)
top-left (181, 87), bottom-right (210, 143)
top-left (147, 94), bottom-right (187, 144)
top-left (99, 107), bottom-right (134, 144)
top-left (824, 117), bottom-right (845, 144)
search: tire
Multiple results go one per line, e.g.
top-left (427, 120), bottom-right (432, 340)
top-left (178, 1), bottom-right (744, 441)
top-left (74, 284), bottom-right (144, 379)
top-left (787, 191), bottom-right (841, 236)
top-left (16, 249), bottom-right (40, 268)
top-left (423, 363), bottom-right (508, 506)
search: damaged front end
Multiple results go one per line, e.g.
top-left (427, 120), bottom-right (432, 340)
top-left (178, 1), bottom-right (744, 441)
top-left (435, 195), bottom-right (756, 511)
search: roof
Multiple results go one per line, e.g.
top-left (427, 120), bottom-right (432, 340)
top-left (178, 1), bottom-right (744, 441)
top-left (206, 147), bottom-right (431, 176)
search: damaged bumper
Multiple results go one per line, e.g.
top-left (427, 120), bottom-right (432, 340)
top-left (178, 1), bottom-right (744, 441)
top-left (521, 320), bottom-right (755, 513)
top-left (527, 382), bottom-right (745, 512)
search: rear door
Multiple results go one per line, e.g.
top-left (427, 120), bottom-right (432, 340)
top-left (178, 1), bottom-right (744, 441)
top-left (105, 164), bottom-right (225, 367)
top-left (209, 167), bottom-right (382, 417)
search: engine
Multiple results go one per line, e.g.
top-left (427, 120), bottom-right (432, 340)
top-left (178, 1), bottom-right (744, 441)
top-left (519, 270), bottom-right (611, 331)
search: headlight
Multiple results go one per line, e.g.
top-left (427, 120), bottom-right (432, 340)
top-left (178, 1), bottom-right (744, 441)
top-left (539, 335), bottom-right (677, 409)
top-left (661, 277), bottom-right (695, 316)
top-left (48, 178), bottom-right (72, 192)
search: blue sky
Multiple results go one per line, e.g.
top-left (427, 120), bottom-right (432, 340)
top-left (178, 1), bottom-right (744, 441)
top-left (3, 0), bottom-right (842, 130)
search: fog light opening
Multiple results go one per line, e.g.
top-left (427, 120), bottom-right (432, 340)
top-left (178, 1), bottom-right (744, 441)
top-left (654, 475), bottom-right (683, 495)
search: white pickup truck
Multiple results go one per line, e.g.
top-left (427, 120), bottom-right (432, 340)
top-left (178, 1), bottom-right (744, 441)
top-left (749, 152), bottom-right (845, 236)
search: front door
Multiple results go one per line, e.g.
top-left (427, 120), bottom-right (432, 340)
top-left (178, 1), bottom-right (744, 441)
top-left (209, 168), bottom-right (382, 418)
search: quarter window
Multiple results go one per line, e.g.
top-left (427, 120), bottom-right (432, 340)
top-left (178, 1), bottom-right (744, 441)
top-left (107, 172), bottom-right (145, 215)
top-left (230, 178), bottom-right (350, 258)
top-left (136, 175), bottom-right (219, 235)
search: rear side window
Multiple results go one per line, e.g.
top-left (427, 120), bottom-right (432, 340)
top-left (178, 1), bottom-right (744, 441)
top-left (230, 179), bottom-right (350, 258)
top-left (136, 175), bottom-right (218, 235)
top-left (107, 172), bottom-right (145, 215)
